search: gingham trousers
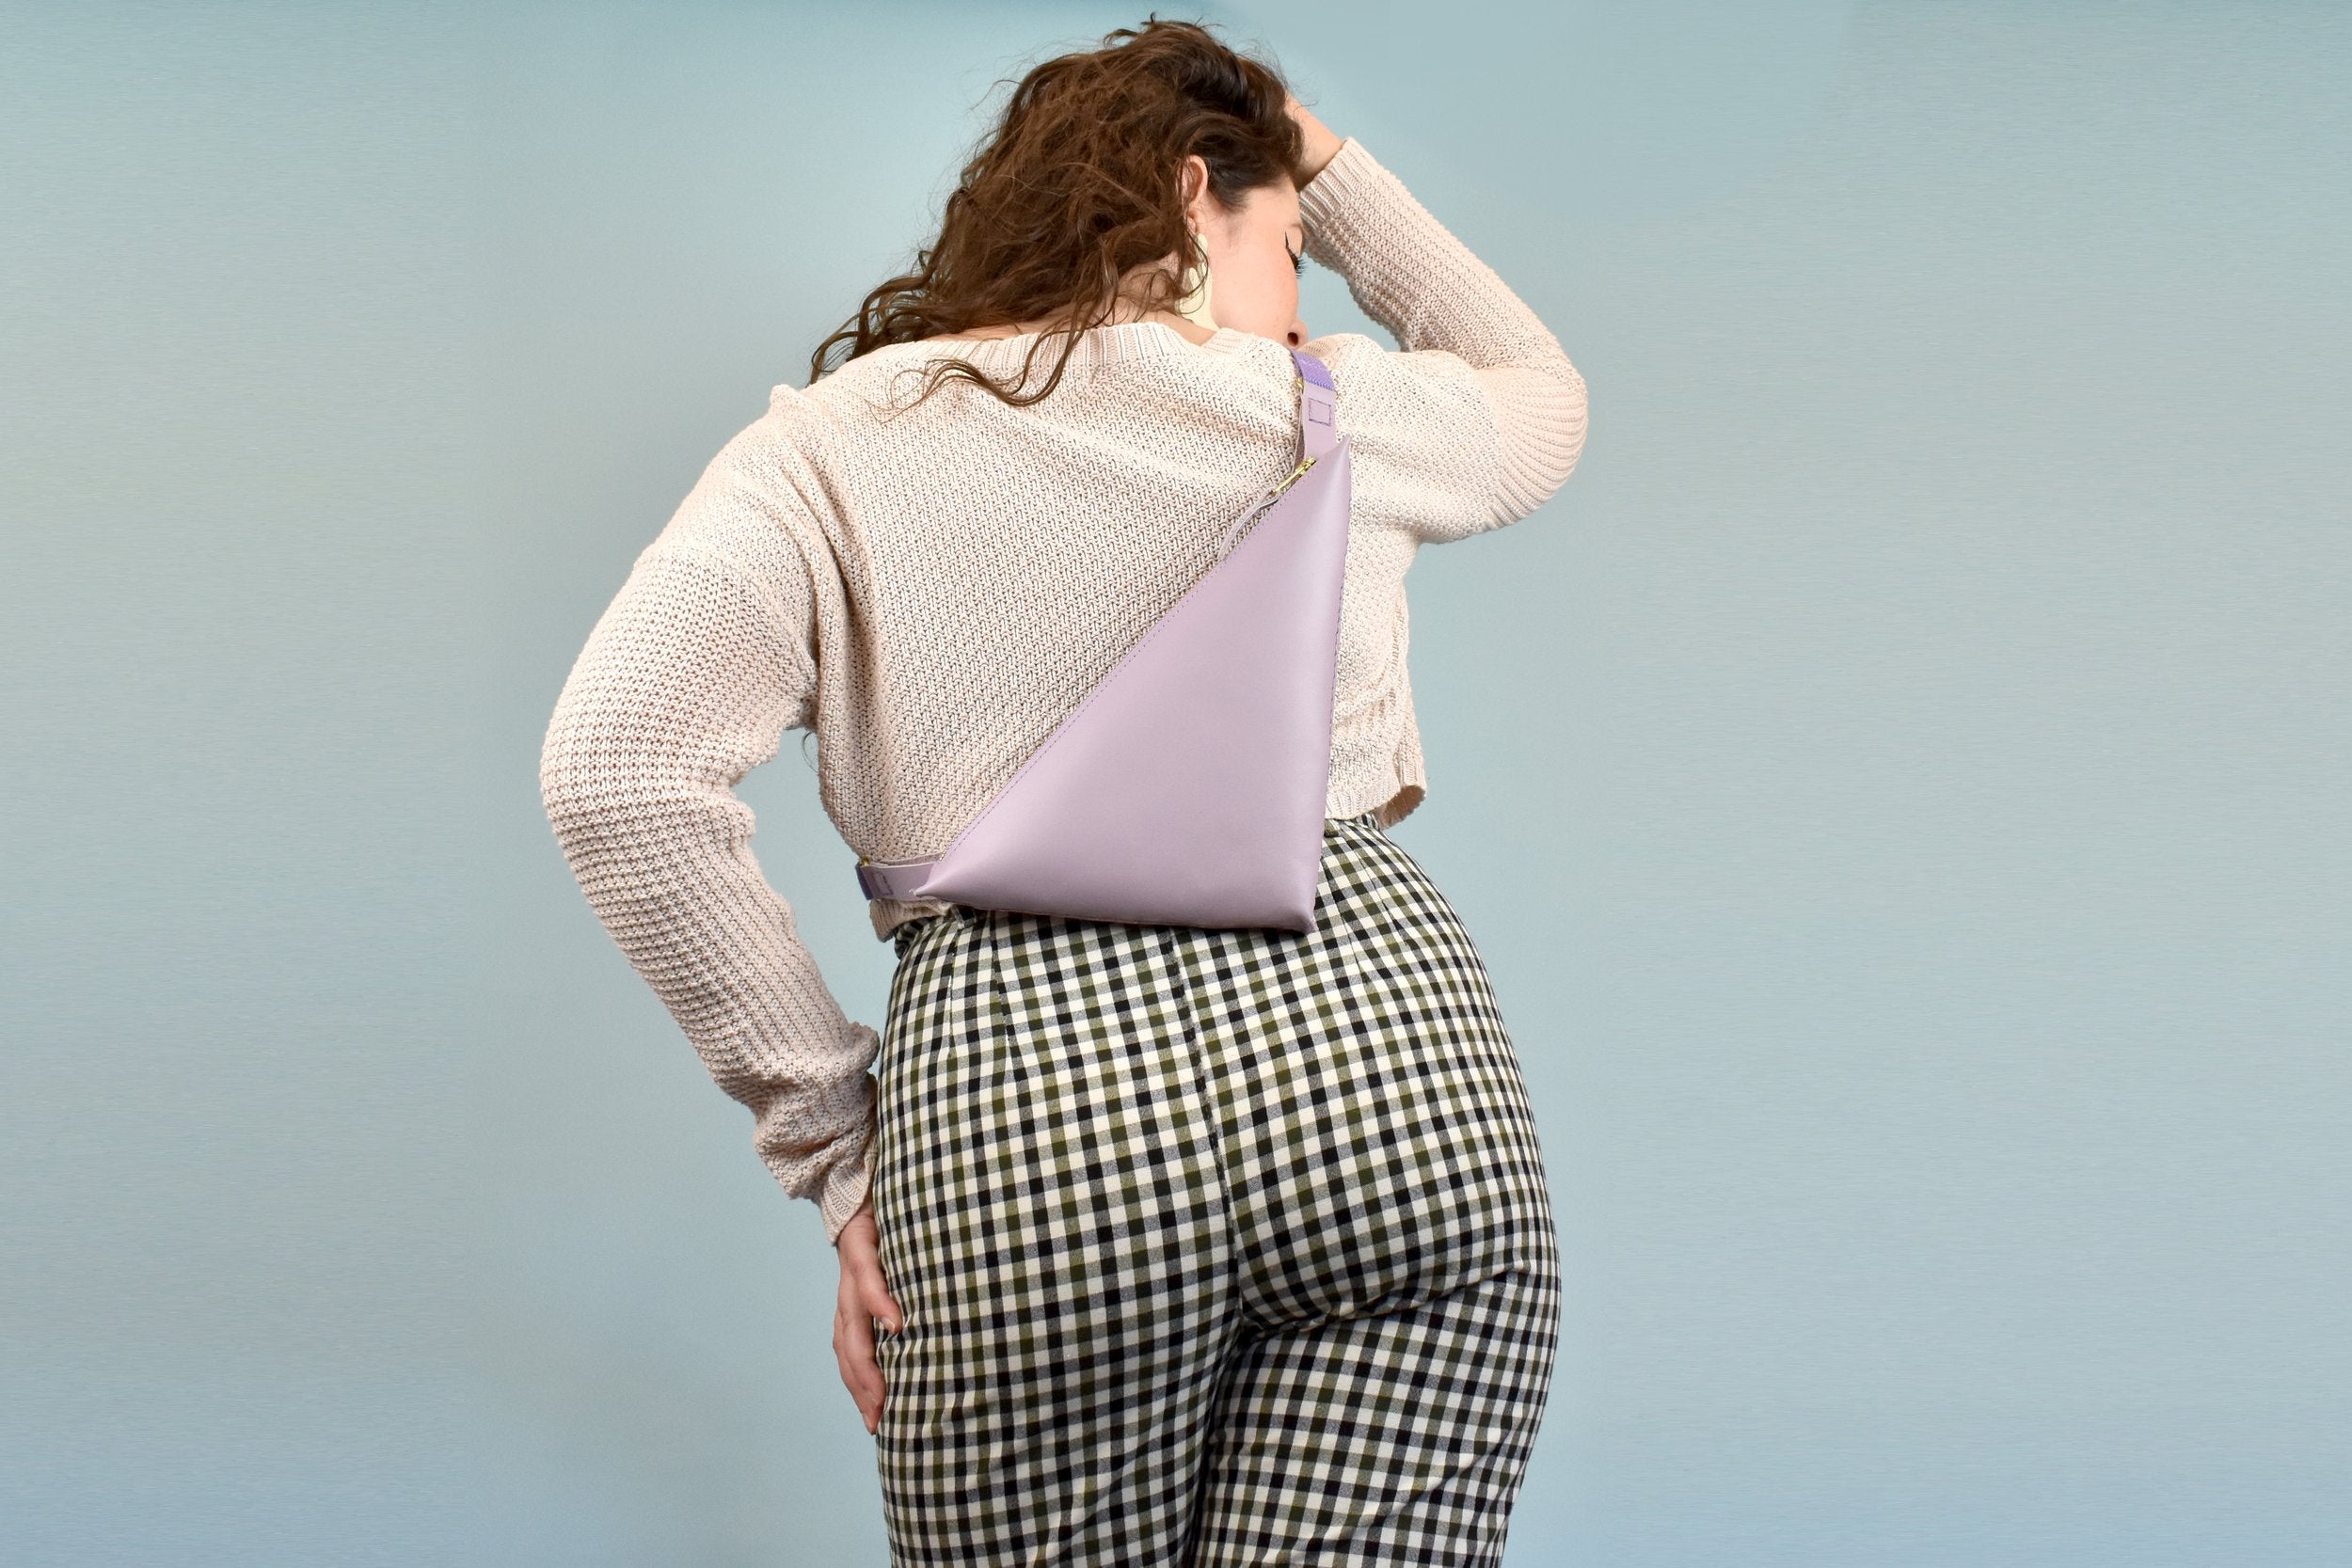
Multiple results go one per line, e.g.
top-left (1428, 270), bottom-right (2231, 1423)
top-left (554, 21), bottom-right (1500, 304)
top-left (868, 811), bottom-right (1561, 1566)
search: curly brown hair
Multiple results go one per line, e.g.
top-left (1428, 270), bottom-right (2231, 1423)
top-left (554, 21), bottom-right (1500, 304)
top-left (808, 17), bottom-right (1305, 410)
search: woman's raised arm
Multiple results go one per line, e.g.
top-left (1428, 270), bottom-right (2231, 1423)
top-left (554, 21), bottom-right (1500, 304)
top-left (1295, 131), bottom-right (1590, 541)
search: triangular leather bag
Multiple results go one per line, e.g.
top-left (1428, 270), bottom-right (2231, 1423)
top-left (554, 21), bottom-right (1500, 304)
top-left (854, 348), bottom-right (1349, 933)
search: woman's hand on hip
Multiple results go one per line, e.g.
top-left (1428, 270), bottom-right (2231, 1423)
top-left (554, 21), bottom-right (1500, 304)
top-left (833, 1196), bottom-right (902, 1435)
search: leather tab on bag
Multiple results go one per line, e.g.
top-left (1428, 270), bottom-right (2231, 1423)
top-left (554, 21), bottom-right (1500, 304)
top-left (856, 859), bottom-right (939, 902)
top-left (1292, 349), bottom-right (1338, 461)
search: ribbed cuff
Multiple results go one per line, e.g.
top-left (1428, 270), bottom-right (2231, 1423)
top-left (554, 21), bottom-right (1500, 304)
top-left (818, 1145), bottom-right (873, 1246)
top-left (1297, 136), bottom-right (1388, 239)
top-left (869, 892), bottom-right (952, 942)
top-left (790, 1073), bottom-right (879, 1246)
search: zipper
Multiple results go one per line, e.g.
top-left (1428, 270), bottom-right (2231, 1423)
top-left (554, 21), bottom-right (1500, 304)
top-left (1210, 373), bottom-right (1325, 554)
top-left (1266, 451), bottom-right (1318, 502)
top-left (1214, 458), bottom-right (1313, 556)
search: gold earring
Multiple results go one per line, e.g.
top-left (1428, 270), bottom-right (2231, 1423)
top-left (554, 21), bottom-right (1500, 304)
top-left (1176, 232), bottom-right (1217, 330)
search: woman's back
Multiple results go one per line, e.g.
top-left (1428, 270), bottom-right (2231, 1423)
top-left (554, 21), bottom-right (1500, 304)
top-left (537, 136), bottom-right (1587, 1242)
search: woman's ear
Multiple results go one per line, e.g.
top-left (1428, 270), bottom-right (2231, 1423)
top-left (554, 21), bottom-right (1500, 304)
top-left (1179, 153), bottom-right (1212, 227)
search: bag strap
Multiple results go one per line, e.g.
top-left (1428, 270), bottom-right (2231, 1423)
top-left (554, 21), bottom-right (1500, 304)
top-left (854, 351), bottom-right (1340, 906)
top-left (1211, 350), bottom-right (1339, 555)
top-left (1292, 347), bottom-right (1338, 461)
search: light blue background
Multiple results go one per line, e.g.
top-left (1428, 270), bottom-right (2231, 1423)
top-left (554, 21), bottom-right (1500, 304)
top-left (6, 2), bottom-right (2346, 1563)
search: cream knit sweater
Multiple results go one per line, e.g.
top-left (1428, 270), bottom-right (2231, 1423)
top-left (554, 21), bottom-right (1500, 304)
top-left (538, 139), bottom-right (1589, 1243)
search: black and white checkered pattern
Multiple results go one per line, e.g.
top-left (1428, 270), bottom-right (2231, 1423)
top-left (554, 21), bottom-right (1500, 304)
top-left (867, 812), bottom-right (1561, 1566)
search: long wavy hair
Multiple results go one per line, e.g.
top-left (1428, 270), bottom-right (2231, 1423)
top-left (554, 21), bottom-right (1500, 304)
top-left (808, 17), bottom-right (1305, 410)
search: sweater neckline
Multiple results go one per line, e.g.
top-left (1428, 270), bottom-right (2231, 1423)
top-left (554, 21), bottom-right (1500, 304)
top-left (862, 320), bottom-right (1263, 377)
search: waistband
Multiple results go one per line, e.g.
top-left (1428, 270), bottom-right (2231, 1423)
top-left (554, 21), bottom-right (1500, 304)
top-left (885, 811), bottom-right (1391, 957)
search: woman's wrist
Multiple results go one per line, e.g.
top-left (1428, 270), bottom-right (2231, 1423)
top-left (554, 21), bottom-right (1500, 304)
top-left (833, 1194), bottom-right (875, 1249)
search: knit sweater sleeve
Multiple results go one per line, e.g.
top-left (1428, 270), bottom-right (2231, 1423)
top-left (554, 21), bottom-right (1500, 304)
top-left (537, 425), bottom-right (877, 1246)
top-left (1298, 137), bottom-right (1590, 541)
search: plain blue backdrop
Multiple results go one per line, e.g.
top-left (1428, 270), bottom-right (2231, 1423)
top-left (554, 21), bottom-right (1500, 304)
top-left (5, 2), bottom-right (2347, 1563)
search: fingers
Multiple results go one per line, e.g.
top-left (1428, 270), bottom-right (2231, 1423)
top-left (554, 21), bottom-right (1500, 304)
top-left (1282, 99), bottom-right (1343, 182)
top-left (834, 1297), bottom-right (882, 1434)
top-left (836, 1200), bottom-right (903, 1332)
top-left (855, 1256), bottom-right (904, 1336)
top-left (834, 1208), bottom-right (902, 1437)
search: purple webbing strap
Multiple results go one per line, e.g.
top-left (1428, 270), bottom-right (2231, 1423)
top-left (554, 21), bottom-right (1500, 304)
top-left (857, 859), bottom-right (934, 901)
top-left (854, 349), bottom-right (1339, 904)
top-left (1292, 348), bottom-right (1338, 461)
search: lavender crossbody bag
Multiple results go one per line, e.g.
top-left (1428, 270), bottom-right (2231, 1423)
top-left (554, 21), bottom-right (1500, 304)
top-left (853, 348), bottom-right (1350, 934)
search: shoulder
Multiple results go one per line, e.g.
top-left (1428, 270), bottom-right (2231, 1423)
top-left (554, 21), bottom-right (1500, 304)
top-left (1303, 331), bottom-right (1492, 436)
top-left (784, 346), bottom-right (946, 426)
top-left (630, 392), bottom-right (853, 598)
top-left (1300, 332), bottom-right (1380, 375)
top-left (1305, 330), bottom-right (1473, 388)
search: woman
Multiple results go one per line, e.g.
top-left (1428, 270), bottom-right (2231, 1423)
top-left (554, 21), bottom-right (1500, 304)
top-left (540, 18), bottom-right (1588, 1565)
